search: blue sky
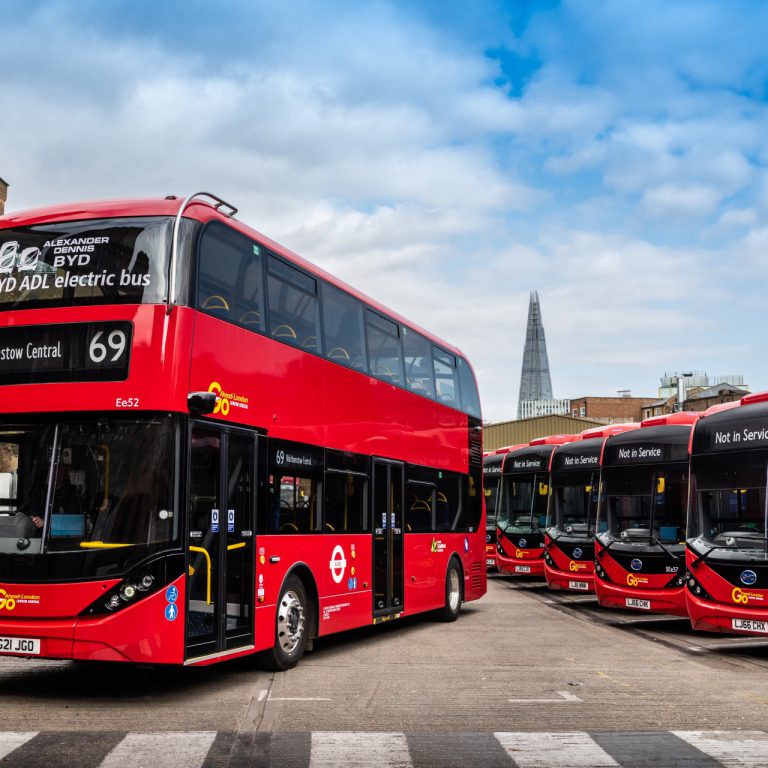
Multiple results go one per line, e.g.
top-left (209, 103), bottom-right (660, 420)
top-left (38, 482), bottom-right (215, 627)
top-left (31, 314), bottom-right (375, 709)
top-left (3, 0), bottom-right (768, 421)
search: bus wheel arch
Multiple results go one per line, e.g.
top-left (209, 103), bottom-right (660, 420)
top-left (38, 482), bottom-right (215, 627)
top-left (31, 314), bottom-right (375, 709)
top-left (258, 565), bottom-right (318, 671)
top-left (436, 555), bottom-right (463, 622)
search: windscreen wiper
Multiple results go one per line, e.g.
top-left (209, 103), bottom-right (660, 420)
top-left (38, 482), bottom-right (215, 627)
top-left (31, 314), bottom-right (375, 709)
top-left (687, 538), bottom-right (768, 569)
top-left (648, 535), bottom-right (680, 561)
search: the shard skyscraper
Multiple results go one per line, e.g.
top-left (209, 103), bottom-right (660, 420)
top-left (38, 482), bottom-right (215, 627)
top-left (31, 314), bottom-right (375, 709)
top-left (517, 291), bottom-right (553, 419)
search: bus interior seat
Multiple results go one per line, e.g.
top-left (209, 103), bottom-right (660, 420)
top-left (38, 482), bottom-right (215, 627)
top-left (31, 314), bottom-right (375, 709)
top-left (271, 324), bottom-right (297, 340)
top-left (238, 310), bottom-right (261, 327)
top-left (201, 295), bottom-right (231, 318)
top-left (302, 336), bottom-right (319, 351)
top-left (328, 347), bottom-right (350, 361)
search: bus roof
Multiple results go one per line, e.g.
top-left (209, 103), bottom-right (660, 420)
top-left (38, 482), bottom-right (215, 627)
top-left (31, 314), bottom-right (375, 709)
top-left (641, 412), bottom-right (700, 428)
top-left (502, 440), bottom-right (564, 475)
top-left (692, 395), bottom-right (768, 456)
top-left (602, 421), bottom-right (695, 467)
top-left (529, 434), bottom-right (574, 446)
top-left (578, 423), bottom-right (640, 440)
top-left (0, 196), bottom-right (467, 361)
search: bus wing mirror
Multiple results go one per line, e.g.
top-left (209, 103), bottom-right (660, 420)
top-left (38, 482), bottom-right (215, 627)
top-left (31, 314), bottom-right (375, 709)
top-left (188, 391), bottom-right (218, 415)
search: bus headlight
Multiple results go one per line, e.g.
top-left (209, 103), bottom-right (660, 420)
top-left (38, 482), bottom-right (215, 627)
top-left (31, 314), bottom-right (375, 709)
top-left (119, 583), bottom-right (137, 602)
top-left (105, 595), bottom-right (121, 611)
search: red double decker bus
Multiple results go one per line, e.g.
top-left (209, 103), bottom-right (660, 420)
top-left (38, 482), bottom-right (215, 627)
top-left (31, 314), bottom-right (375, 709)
top-left (0, 193), bottom-right (485, 669)
top-left (594, 413), bottom-right (698, 615)
top-left (686, 394), bottom-right (768, 636)
top-left (495, 435), bottom-right (571, 577)
top-left (544, 424), bottom-right (639, 592)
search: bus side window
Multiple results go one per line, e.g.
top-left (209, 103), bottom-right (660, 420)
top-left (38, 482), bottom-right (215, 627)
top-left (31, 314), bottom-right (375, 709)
top-left (432, 346), bottom-right (458, 406)
top-left (321, 284), bottom-right (367, 372)
top-left (365, 310), bottom-right (404, 385)
top-left (402, 328), bottom-right (435, 399)
top-left (267, 256), bottom-right (321, 353)
top-left (198, 223), bottom-right (265, 332)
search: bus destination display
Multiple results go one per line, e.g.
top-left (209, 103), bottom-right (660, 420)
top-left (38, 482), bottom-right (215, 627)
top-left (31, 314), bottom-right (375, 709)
top-left (0, 321), bottom-right (132, 384)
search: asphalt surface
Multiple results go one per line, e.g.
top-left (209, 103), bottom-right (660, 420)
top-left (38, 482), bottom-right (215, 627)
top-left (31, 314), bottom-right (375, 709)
top-left (0, 576), bottom-right (766, 765)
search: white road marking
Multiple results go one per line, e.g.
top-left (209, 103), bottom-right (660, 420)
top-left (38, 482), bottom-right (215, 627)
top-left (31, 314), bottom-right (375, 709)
top-left (268, 696), bottom-right (332, 701)
top-left (673, 730), bottom-right (768, 767)
top-left (257, 689), bottom-right (268, 702)
top-left (99, 731), bottom-right (217, 768)
top-left (0, 732), bottom-right (37, 759)
top-left (310, 732), bottom-right (411, 768)
top-left (508, 691), bottom-right (583, 703)
top-left (494, 732), bottom-right (619, 767)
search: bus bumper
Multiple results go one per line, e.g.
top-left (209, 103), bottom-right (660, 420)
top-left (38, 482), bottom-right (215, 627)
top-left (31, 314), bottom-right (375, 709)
top-left (0, 618), bottom-right (75, 660)
top-left (595, 578), bottom-right (687, 616)
top-left (496, 550), bottom-right (544, 577)
top-left (686, 590), bottom-right (768, 636)
top-left (544, 563), bottom-right (594, 593)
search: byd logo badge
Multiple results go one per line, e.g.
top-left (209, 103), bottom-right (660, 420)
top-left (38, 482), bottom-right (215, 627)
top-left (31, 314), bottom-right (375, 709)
top-left (572, 547), bottom-right (583, 559)
top-left (631, 558), bottom-right (643, 571)
top-left (740, 569), bottom-right (758, 586)
top-left (519, 538), bottom-right (527, 548)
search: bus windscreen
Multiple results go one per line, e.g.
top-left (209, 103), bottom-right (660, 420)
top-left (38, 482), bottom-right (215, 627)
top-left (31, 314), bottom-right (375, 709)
top-left (0, 217), bottom-right (173, 309)
top-left (691, 452), bottom-right (768, 550)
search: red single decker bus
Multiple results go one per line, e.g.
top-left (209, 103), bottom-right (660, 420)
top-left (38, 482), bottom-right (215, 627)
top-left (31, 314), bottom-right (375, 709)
top-left (0, 193), bottom-right (485, 669)
top-left (594, 413), bottom-right (698, 615)
top-left (495, 435), bottom-right (572, 577)
top-left (544, 424), bottom-right (639, 592)
top-left (483, 446), bottom-right (522, 570)
top-left (686, 394), bottom-right (768, 636)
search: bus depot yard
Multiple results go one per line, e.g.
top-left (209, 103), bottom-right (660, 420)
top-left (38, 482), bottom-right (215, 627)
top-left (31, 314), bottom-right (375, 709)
top-left (0, 577), bottom-right (766, 766)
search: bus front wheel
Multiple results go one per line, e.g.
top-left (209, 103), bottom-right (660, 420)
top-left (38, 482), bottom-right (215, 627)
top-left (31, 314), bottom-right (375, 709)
top-left (259, 575), bottom-right (310, 671)
top-left (436, 558), bottom-right (463, 622)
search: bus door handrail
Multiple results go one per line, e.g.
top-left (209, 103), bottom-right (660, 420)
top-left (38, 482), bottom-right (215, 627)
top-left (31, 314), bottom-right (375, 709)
top-left (188, 545), bottom-right (212, 605)
top-left (167, 192), bottom-right (238, 315)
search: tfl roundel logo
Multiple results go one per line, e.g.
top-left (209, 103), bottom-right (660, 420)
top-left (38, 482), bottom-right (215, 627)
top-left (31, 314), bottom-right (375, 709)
top-left (630, 559), bottom-right (643, 571)
top-left (740, 569), bottom-right (758, 586)
top-left (572, 547), bottom-right (583, 559)
top-left (519, 538), bottom-right (527, 548)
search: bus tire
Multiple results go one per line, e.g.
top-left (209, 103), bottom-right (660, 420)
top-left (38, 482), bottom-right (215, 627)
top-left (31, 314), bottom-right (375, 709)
top-left (436, 557), bottom-right (463, 622)
top-left (259, 575), bottom-right (310, 671)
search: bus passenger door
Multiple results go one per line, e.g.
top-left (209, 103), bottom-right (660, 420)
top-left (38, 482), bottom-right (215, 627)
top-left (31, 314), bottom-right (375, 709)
top-left (372, 459), bottom-right (404, 619)
top-left (186, 424), bottom-right (256, 660)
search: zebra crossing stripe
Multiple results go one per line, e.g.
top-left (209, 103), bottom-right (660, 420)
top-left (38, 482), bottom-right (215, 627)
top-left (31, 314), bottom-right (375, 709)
top-left (673, 730), bottom-right (768, 767)
top-left (0, 733), bottom-right (37, 760)
top-left (310, 732), bottom-right (411, 768)
top-left (494, 732), bottom-right (620, 768)
top-left (99, 731), bottom-right (217, 768)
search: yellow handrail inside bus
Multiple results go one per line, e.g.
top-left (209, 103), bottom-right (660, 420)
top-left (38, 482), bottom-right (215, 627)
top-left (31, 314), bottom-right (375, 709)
top-left (79, 541), bottom-right (133, 549)
top-left (188, 545), bottom-right (212, 605)
top-left (227, 542), bottom-right (246, 551)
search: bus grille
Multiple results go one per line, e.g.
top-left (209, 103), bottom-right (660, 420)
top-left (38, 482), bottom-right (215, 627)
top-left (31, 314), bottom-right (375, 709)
top-left (471, 562), bottom-right (483, 591)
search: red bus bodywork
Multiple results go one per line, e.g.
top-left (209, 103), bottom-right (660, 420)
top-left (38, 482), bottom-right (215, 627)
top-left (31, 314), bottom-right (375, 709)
top-left (0, 195), bottom-right (485, 667)
top-left (495, 435), bottom-right (572, 577)
top-left (544, 424), bottom-right (639, 593)
top-left (686, 395), bottom-right (768, 636)
top-left (594, 413), bottom-right (698, 616)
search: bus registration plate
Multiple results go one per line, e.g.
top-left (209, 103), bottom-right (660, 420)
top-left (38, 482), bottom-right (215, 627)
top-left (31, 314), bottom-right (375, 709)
top-left (568, 580), bottom-right (589, 590)
top-left (0, 637), bottom-right (40, 655)
top-left (515, 565), bottom-right (531, 573)
top-left (625, 597), bottom-right (651, 610)
top-left (732, 618), bottom-right (768, 634)
top-left (486, 559), bottom-right (495, 566)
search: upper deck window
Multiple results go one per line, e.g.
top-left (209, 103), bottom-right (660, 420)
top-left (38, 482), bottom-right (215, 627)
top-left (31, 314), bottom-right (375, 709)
top-left (197, 223), bottom-right (265, 332)
top-left (402, 328), bottom-right (435, 399)
top-left (321, 283), bottom-right (366, 372)
top-left (432, 346), bottom-right (458, 406)
top-left (0, 217), bottom-right (173, 310)
top-left (365, 311), bottom-right (404, 386)
top-left (266, 255), bottom-right (321, 353)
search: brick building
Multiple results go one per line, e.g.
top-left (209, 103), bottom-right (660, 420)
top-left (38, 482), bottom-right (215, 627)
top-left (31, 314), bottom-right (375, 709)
top-left (568, 395), bottom-right (657, 424)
